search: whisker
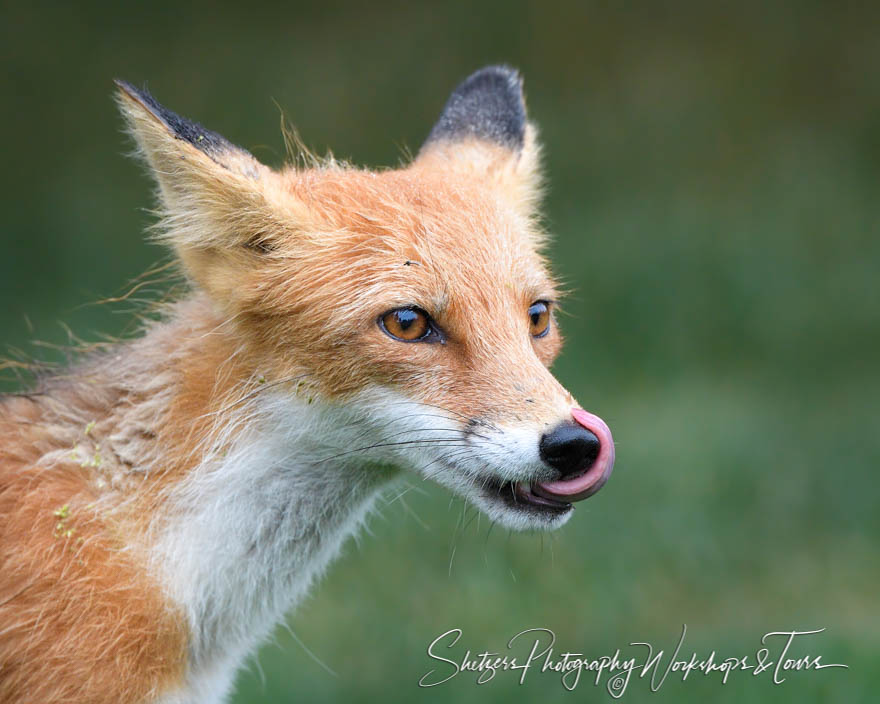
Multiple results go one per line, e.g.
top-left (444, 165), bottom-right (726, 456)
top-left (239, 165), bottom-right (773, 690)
top-left (316, 438), bottom-right (477, 464)
top-left (407, 399), bottom-right (502, 432)
top-left (197, 373), bottom-right (313, 421)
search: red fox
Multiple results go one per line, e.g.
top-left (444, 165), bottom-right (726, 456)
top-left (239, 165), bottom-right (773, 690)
top-left (0, 66), bottom-right (614, 703)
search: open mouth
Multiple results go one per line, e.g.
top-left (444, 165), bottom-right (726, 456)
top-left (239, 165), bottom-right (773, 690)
top-left (481, 477), bottom-right (574, 516)
top-left (482, 479), bottom-right (573, 517)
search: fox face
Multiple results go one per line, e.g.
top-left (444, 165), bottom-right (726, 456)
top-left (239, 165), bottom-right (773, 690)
top-left (117, 66), bottom-right (614, 533)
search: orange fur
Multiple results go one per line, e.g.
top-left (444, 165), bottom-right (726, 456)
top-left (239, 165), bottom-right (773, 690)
top-left (0, 396), bottom-right (188, 703)
top-left (0, 68), bottom-right (585, 702)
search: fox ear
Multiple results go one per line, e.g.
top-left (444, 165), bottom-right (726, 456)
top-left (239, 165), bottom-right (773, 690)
top-left (116, 80), bottom-right (266, 184)
top-left (422, 65), bottom-right (527, 151)
top-left (115, 81), bottom-right (305, 305)
top-left (416, 66), bottom-right (542, 212)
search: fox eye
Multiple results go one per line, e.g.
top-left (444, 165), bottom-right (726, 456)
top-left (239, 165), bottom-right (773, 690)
top-left (379, 307), bottom-right (433, 342)
top-left (528, 301), bottom-right (551, 338)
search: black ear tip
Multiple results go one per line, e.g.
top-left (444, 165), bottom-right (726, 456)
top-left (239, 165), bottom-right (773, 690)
top-left (114, 79), bottom-right (158, 111)
top-left (114, 80), bottom-right (172, 128)
top-left (423, 64), bottom-right (528, 152)
top-left (460, 64), bottom-right (524, 96)
top-left (114, 79), bottom-right (235, 158)
top-left (115, 80), bottom-right (146, 115)
top-left (114, 78), bottom-right (136, 95)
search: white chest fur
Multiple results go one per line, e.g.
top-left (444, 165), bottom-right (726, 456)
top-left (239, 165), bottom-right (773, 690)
top-left (151, 393), bottom-right (397, 703)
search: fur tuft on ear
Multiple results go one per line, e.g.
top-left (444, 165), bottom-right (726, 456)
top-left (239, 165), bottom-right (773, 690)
top-left (416, 66), bottom-right (544, 217)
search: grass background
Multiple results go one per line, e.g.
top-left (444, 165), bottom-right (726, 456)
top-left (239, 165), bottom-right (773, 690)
top-left (1, 1), bottom-right (878, 701)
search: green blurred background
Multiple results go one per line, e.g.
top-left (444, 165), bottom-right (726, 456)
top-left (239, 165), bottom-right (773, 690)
top-left (2, 1), bottom-right (878, 701)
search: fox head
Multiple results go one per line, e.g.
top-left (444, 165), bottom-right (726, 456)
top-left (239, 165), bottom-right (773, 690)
top-left (116, 66), bottom-right (614, 531)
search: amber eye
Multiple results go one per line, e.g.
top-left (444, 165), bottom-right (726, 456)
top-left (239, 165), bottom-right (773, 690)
top-left (528, 301), bottom-right (551, 338)
top-left (379, 307), bottom-right (432, 342)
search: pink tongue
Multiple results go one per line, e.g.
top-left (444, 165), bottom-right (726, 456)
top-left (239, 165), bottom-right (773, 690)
top-left (535, 408), bottom-right (615, 502)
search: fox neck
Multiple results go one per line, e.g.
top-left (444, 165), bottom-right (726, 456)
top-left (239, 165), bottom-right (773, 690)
top-left (127, 296), bottom-right (399, 692)
top-left (153, 404), bottom-right (395, 675)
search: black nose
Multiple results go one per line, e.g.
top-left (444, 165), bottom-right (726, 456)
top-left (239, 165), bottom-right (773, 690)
top-left (539, 421), bottom-right (601, 479)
